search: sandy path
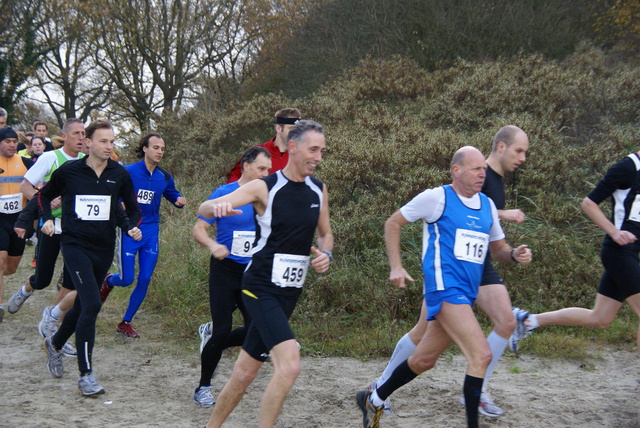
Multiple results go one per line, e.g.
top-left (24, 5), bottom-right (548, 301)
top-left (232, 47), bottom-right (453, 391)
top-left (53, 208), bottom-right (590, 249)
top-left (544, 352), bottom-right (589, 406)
top-left (1, 261), bottom-right (639, 427)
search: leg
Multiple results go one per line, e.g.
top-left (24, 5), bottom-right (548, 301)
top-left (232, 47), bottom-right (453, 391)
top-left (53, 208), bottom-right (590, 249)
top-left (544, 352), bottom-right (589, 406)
top-left (624, 293), bottom-right (640, 353)
top-left (122, 240), bottom-right (158, 322)
top-left (258, 339), bottom-right (301, 428)
top-left (206, 350), bottom-right (263, 428)
top-left (536, 293), bottom-right (622, 329)
top-left (0, 250), bottom-right (8, 304)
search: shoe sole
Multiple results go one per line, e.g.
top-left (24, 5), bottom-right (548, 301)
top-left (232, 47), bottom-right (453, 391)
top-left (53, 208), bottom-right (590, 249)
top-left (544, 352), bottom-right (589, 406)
top-left (116, 328), bottom-right (140, 338)
top-left (79, 387), bottom-right (105, 396)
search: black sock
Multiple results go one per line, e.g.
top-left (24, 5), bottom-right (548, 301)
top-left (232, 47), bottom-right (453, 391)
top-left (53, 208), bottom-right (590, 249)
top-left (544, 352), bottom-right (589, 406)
top-left (376, 360), bottom-right (418, 400)
top-left (463, 374), bottom-right (483, 428)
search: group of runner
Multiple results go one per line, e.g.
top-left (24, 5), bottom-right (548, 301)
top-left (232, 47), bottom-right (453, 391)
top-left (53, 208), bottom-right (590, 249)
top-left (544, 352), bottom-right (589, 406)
top-left (0, 107), bottom-right (638, 427)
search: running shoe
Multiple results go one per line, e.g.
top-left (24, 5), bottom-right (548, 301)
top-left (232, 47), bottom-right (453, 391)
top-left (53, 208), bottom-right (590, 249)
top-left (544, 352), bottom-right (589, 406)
top-left (78, 373), bottom-right (105, 396)
top-left (43, 337), bottom-right (64, 378)
top-left (7, 287), bottom-right (31, 314)
top-left (193, 386), bottom-right (216, 406)
top-left (0, 304), bottom-right (4, 322)
top-left (509, 306), bottom-right (531, 353)
top-left (61, 342), bottom-right (77, 357)
top-left (199, 322), bottom-right (212, 354)
top-left (99, 273), bottom-right (114, 303)
top-left (356, 390), bottom-right (384, 428)
top-left (38, 306), bottom-right (59, 338)
top-left (367, 380), bottom-right (393, 415)
top-left (117, 321), bottom-right (141, 338)
top-left (459, 391), bottom-right (504, 418)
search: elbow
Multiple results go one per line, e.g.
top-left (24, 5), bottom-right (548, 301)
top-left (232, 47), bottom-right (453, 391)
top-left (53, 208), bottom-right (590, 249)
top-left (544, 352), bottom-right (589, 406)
top-left (581, 197), bottom-right (594, 213)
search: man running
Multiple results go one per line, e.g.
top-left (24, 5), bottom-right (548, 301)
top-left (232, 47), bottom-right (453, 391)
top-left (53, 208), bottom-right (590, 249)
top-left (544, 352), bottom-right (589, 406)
top-left (200, 120), bottom-right (333, 427)
top-left (99, 132), bottom-right (185, 338)
top-left (193, 146), bottom-right (272, 406)
top-left (38, 120), bottom-right (141, 396)
top-left (0, 127), bottom-right (33, 321)
top-left (356, 146), bottom-right (532, 428)
top-left (8, 119), bottom-right (86, 352)
top-left (365, 125), bottom-right (530, 417)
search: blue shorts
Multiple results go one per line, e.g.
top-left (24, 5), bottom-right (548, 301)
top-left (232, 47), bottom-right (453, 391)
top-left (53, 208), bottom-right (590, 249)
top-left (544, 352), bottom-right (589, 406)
top-left (425, 287), bottom-right (476, 321)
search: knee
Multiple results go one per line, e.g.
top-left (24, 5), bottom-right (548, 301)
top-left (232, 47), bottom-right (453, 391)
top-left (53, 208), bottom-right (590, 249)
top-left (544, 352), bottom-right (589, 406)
top-left (590, 317), bottom-right (612, 329)
top-left (470, 348), bottom-right (493, 370)
top-left (232, 364), bottom-right (258, 388)
top-left (495, 313), bottom-right (517, 337)
top-left (275, 359), bottom-right (301, 383)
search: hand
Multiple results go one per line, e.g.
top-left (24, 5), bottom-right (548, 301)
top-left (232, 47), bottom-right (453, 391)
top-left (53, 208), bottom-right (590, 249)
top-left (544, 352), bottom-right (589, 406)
top-left (210, 243), bottom-right (230, 260)
top-left (210, 202), bottom-right (242, 218)
top-left (390, 267), bottom-right (414, 289)
top-left (175, 197), bottom-right (186, 207)
top-left (50, 197), bottom-right (62, 210)
top-left (502, 209), bottom-right (526, 223)
top-left (310, 246), bottom-right (330, 273)
top-left (41, 220), bottom-right (55, 237)
top-left (128, 227), bottom-right (142, 241)
top-left (512, 244), bottom-right (532, 265)
top-left (14, 227), bottom-right (26, 239)
top-left (611, 230), bottom-right (637, 246)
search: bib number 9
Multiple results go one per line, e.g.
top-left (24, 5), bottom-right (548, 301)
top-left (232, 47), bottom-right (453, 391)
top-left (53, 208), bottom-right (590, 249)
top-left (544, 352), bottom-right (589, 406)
top-left (230, 231), bottom-right (255, 258)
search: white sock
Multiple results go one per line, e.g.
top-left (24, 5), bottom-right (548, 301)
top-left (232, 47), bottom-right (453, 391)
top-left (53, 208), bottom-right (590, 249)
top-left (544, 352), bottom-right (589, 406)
top-left (376, 333), bottom-right (417, 387)
top-left (51, 305), bottom-right (63, 320)
top-left (21, 285), bottom-right (32, 297)
top-left (526, 314), bottom-right (539, 330)
top-left (370, 390), bottom-right (385, 407)
top-left (482, 331), bottom-right (508, 392)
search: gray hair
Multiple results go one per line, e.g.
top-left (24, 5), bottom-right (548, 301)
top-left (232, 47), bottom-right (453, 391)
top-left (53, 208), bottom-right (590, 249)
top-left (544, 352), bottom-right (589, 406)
top-left (62, 118), bottom-right (84, 134)
top-left (0, 108), bottom-right (7, 118)
top-left (288, 120), bottom-right (324, 147)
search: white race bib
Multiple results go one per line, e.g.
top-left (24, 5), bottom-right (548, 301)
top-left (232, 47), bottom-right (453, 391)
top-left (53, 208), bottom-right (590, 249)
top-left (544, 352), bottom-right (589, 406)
top-left (453, 229), bottom-right (489, 264)
top-left (629, 194), bottom-right (640, 222)
top-left (230, 231), bottom-right (255, 258)
top-left (75, 195), bottom-right (111, 221)
top-left (137, 189), bottom-right (155, 205)
top-left (0, 193), bottom-right (22, 214)
top-left (271, 253), bottom-right (310, 288)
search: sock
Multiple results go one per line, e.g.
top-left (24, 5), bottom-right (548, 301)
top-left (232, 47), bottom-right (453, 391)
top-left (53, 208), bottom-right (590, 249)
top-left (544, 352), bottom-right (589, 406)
top-left (482, 331), bottom-right (508, 392)
top-left (21, 286), bottom-right (32, 297)
top-left (463, 374), bottom-right (484, 428)
top-left (375, 360), bottom-right (418, 403)
top-left (526, 314), bottom-right (539, 330)
top-left (51, 305), bottom-right (63, 320)
top-left (376, 333), bottom-right (417, 387)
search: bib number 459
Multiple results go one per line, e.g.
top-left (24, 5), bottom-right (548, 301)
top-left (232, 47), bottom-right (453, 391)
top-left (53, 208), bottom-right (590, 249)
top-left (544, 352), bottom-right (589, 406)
top-left (271, 253), bottom-right (310, 288)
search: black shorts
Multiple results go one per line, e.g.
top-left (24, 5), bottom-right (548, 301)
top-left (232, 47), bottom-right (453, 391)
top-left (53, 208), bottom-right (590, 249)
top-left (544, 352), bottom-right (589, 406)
top-left (0, 214), bottom-right (25, 257)
top-left (480, 254), bottom-right (503, 286)
top-left (598, 243), bottom-right (640, 302)
top-left (241, 289), bottom-right (299, 361)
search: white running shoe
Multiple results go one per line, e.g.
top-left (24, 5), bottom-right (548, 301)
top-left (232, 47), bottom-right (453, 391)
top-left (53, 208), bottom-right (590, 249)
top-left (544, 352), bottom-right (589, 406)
top-left (78, 373), bottom-right (105, 396)
top-left (193, 385), bottom-right (216, 406)
top-left (38, 306), bottom-right (59, 338)
top-left (459, 391), bottom-right (504, 418)
top-left (61, 342), bottom-right (77, 357)
top-left (43, 337), bottom-right (64, 378)
top-left (509, 307), bottom-right (531, 353)
top-left (198, 322), bottom-right (212, 354)
top-left (368, 379), bottom-right (393, 414)
top-left (7, 287), bottom-right (31, 314)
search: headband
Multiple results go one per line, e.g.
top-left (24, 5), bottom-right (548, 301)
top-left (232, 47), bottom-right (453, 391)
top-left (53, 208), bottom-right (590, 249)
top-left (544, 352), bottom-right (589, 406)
top-left (275, 117), bottom-right (301, 125)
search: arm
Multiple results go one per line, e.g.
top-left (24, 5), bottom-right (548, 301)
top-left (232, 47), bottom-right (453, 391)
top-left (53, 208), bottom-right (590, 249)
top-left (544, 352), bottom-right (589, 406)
top-left (311, 186), bottom-right (334, 274)
top-left (163, 174), bottom-right (186, 207)
top-left (385, 210), bottom-right (414, 289)
top-left (489, 239), bottom-right (532, 265)
top-left (192, 218), bottom-right (230, 260)
top-left (20, 178), bottom-right (39, 200)
top-left (118, 173), bottom-right (142, 238)
top-left (581, 196), bottom-right (637, 245)
top-left (498, 209), bottom-right (525, 223)
top-left (197, 179), bottom-right (267, 219)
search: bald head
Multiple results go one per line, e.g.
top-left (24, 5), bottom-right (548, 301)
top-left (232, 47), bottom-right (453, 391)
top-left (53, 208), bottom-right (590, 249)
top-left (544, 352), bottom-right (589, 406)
top-left (451, 146), bottom-right (484, 168)
top-left (491, 125), bottom-right (528, 153)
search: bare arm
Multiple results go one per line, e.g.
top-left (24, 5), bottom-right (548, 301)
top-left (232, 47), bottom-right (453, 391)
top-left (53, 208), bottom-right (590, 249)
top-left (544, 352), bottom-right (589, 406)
top-left (192, 218), bottom-right (229, 260)
top-left (20, 179), bottom-right (38, 200)
top-left (498, 208), bottom-right (525, 223)
top-left (385, 210), bottom-right (414, 289)
top-left (311, 186), bottom-right (334, 273)
top-left (581, 196), bottom-right (637, 245)
top-left (197, 179), bottom-right (267, 219)
top-left (489, 239), bottom-right (532, 265)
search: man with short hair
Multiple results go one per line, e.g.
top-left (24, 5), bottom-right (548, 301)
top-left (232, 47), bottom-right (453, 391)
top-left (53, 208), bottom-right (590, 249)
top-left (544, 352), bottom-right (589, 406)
top-left (100, 132), bottom-right (186, 338)
top-left (9, 120), bottom-right (87, 350)
top-left (356, 146), bottom-right (532, 428)
top-left (38, 120), bottom-right (141, 396)
top-left (225, 108), bottom-right (301, 183)
top-left (32, 120), bottom-right (54, 151)
top-left (0, 108), bottom-right (7, 127)
top-left (201, 120), bottom-right (333, 427)
top-left (0, 127), bottom-right (33, 321)
top-left (365, 126), bottom-right (531, 418)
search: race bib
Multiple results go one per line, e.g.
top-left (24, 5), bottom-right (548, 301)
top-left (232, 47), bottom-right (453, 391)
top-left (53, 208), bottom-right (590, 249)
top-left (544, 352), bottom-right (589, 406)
top-left (137, 189), bottom-right (155, 205)
top-left (271, 253), bottom-right (310, 288)
top-left (75, 195), bottom-right (111, 221)
top-left (453, 229), bottom-right (489, 264)
top-left (0, 193), bottom-right (21, 214)
top-left (629, 194), bottom-right (640, 222)
top-left (230, 231), bottom-right (255, 258)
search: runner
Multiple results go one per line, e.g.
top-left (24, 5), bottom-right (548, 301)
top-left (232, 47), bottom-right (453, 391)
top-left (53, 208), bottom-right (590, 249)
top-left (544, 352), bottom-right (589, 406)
top-left (200, 120), bottom-right (333, 427)
top-left (0, 127), bottom-right (33, 321)
top-left (193, 145), bottom-right (272, 406)
top-left (99, 132), bottom-right (185, 338)
top-left (356, 146), bottom-right (532, 428)
top-left (38, 120), bottom-right (141, 396)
